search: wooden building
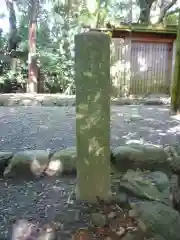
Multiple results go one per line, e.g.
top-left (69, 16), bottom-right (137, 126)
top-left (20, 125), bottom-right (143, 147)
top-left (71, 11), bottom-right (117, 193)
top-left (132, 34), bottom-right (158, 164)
top-left (90, 24), bottom-right (177, 96)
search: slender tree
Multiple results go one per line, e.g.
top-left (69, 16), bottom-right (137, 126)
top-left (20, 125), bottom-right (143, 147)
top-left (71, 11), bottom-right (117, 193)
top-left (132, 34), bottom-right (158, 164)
top-left (27, 0), bottom-right (39, 93)
top-left (5, 0), bottom-right (20, 71)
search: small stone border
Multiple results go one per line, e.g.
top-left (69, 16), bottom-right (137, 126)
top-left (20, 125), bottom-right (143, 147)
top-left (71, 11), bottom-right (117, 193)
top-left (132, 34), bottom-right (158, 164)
top-left (0, 148), bottom-right (77, 179)
top-left (0, 143), bottom-right (178, 180)
top-left (0, 93), bottom-right (171, 106)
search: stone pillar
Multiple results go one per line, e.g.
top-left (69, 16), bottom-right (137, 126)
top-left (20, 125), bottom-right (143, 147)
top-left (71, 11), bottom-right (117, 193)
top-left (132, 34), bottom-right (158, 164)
top-left (75, 31), bottom-right (111, 202)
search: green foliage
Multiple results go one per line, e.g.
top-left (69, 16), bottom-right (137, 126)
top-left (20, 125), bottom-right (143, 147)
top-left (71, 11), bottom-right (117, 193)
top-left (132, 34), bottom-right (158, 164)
top-left (0, 0), bottom-right (179, 93)
top-left (164, 13), bottom-right (178, 25)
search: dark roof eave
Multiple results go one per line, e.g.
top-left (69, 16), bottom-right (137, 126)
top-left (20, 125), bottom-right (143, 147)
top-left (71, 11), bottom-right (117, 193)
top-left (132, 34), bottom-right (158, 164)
top-left (88, 25), bottom-right (177, 36)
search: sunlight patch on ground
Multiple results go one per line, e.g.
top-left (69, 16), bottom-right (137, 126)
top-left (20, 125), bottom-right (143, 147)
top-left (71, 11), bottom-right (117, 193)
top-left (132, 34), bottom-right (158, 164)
top-left (171, 115), bottom-right (180, 121)
top-left (167, 124), bottom-right (180, 134)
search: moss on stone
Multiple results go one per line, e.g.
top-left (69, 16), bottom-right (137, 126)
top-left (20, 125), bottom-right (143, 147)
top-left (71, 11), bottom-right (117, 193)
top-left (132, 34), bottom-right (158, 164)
top-left (75, 32), bottom-right (111, 202)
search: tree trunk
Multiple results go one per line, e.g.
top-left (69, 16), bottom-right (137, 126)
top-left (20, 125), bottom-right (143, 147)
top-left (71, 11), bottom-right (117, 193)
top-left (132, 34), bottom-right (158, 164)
top-left (137, 0), bottom-right (178, 24)
top-left (138, 0), bottom-right (154, 23)
top-left (5, 0), bottom-right (18, 73)
top-left (95, 0), bottom-right (108, 28)
top-left (138, 7), bottom-right (151, 23)
top-left (37, 67), bottom-right (44, 93)
top-left (157, 0), bottom-right (178, 24)
top-left (171, 11), bottom-right (180, 114)
top-left (62, 0), bottom-right (72, 82)
top-left (27, 0), bottom-right (38, 93)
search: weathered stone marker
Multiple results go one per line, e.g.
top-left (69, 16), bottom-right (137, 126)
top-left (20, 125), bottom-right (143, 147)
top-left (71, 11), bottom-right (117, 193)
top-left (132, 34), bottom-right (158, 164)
top-left (75, 31), bottom-right (111, 202)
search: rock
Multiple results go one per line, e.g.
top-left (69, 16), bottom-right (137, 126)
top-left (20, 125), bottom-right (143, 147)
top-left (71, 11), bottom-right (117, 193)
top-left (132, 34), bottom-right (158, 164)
top-left (143, 98), bottom-right (164, 105)
top-left (111, 145), bottom-right (144, 172)
top-left (137, 218), bottom-right (147, 232)
top-left (4, 150), bottom-right (50, 178)
top-left (55, 99), bottom-right (68, 106)
top-left (147, 171), bottom-right (169, 192)
top-left (133, 144), bottom-right (167, 162)
top-left (11, 220), bottom-right (56, 240)
top-left (172, 145), bottom-right (180, 156)
top-left (0, 152), bottom-right (13, 175)
top-left (111, 144), bottom-right (170, 175)
top-left (128, 209), bottom-right (138, 218)
top-left (121, 232), bottom-right (145, 240)
top-left (121, 227), bottom-right (149, 240)
top-left (169, 156), bottom-right (180, 174)
top-left (111, 98), bottom-right (133, 105)
top-left (5, 98), bottom-right (20, 106)
top-left (19, 99), bottom-right (41, 106)
top-left (170, 174), bottom-right (180, 210)
top-left (130, 144), bottom-right (168, 165)
top-left (162, 146), bottom-right (180, 174)
top-left (45, 147), bottom-right (76, 176)
top-left (91, 213), bottom-right (107, 227)
top-left (164, 146), bottom-right (178, 158)
top-left (132, 201), bottom-right (180, 240)
top-left (114, 192), bottom-right (128, 204)
top-left (118, 170), bottom-right (171, 205)
top-left (41, 99), bottom-right (54, 106)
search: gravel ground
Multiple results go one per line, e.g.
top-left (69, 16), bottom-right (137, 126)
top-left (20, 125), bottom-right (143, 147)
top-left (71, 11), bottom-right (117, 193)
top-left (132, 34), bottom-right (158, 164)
top-left (1, 177), bottom-right (92, 240)
top-left (0, 105), bottom-right (179, 152)
top-left (0, 105), bottom-right (179, 239)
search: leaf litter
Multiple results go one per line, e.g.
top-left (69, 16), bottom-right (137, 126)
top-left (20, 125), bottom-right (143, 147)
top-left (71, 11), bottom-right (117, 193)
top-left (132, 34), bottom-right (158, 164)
top-left (0, 177), bottom-right (158, 240)
top-left (72, 196), bottom-right (149, 240)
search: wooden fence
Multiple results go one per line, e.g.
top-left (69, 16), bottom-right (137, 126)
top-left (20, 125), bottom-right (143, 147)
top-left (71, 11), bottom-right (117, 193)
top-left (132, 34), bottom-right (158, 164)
top-left (111, 38), bottom-right (173, 96)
